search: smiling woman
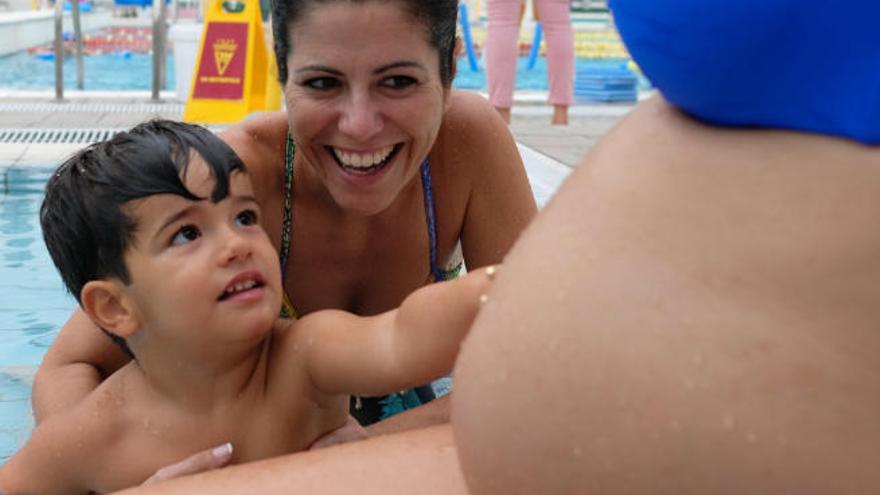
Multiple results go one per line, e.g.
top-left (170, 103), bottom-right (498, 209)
top-left (31, 0), bottom-right (537, 482)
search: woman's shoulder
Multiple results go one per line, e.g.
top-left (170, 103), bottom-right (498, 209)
top-left (219, 111), bottom-right (289, 196)
top-left (434, 91), bottom-right (521, 175)
top-left (441, 90), bottom-right (503, 138)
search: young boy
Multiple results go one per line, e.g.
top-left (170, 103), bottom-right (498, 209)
top-left (0, 120), bottom-right (495, 494)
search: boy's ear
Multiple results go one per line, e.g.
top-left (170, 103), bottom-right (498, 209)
top-left (80, 280), bottom-right (141, 338)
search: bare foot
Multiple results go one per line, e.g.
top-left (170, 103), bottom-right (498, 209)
top-left (551, 104), bottom-right (568, 126)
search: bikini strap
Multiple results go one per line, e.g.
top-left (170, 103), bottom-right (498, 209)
top-left (278, 134), bottom-right (297, 320)
top-left (420, 159), bottom-right (445, 282)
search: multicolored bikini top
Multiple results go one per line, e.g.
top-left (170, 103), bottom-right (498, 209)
top-left (609, 0), bottom-right (880, 145)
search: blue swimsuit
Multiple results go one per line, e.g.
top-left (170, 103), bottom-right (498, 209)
top-left (609, 0), bottom-right (880, 145)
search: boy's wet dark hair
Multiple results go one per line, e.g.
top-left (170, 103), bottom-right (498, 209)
top-left (40, 119), bottom-right (246, 355)
top-left (271, 0), bottom-right (458, 87)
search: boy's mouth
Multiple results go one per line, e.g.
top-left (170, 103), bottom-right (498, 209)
top-left (218, 272), bottom-right (266, 301)
top-left (328, 144), bottom-right (402, 175)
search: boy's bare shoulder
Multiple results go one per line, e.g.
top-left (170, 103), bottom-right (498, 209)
top-left (265, 318), bottom-right (321, 389)
top-left (0, 385), bottom-right (122, 493)
top-left (266, 312), bottom-right (357, 391)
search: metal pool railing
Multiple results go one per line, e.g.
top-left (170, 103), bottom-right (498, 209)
top-left (53, 0), bottom-right (169, 101)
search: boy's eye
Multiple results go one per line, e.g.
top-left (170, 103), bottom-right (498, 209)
top-left (170, 225), bottom-right (201, 246)
top-left (235, 209), bottom-right (258, 227)
top-left (302, 77), bottom-right (340, 91)
top-left (381, 75), bottom-right (417, 90)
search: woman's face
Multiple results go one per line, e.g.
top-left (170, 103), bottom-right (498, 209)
top-left (284, 1), bottom-right (451, 215)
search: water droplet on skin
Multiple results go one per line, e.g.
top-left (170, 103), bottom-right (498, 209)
top-left (682, 377), bottom-right (695, 391)
top-left (143, 418), bottom-right (151, 429)
top-left (572, 445), bottom-right (583, 457)
top-left (746, 432), bottom-right (758, 444)
top-left (722, 414), bottom-right (735, 430)
top-left (691, 352), bottom-right (705, 368)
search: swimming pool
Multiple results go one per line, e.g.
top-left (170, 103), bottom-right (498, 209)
top-left (0, 153), bottom-right (569, 461)
top-left (0, 164), bottom-right (76, 461)
top-left (0, 47), bottom-right (635, 93)
top-left (0, 51), bottom-right (175, 91)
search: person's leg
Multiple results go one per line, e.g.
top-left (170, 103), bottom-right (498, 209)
top-left (536, 0), bottom-right (574, 125)
top-left (486, 0), bottom-right (522, 123)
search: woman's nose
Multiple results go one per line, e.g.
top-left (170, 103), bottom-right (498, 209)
top-left (338, 90), bottom-right (383, 141)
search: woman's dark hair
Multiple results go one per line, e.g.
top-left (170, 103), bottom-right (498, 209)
top-left (40, 119), bottom-right (246, 356)
top-left (271, 0), bottom-right (458, 87)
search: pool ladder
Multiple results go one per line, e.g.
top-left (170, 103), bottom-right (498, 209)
top-left (53, 0), bottom-right (169, 101)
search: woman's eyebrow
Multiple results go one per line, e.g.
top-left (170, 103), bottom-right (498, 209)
top-left (294, 64), bottom-right (342, 75)
top-left (294, 61), bottom-right (425, 76)
top-left (375, 61), bottom-right (424, 73)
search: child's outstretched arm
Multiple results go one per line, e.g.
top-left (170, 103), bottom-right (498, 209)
top-left (299, 266), bottom-right (497, 397)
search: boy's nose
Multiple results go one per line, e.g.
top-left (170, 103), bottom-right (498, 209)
top-left (218, 228), bottom-right (252, 265)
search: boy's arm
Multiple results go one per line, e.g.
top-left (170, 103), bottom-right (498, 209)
top-left (300, 267), bottom-right (496, 396)
top-left (0, 414), bottom-right (92, 495)
top-left (32, 308), bottom-right (131, 423)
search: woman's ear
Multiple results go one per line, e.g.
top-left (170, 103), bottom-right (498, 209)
top-left (451, 36), bottom-right (462, 82)
top-left (80, 280), bottom-right (141, 339)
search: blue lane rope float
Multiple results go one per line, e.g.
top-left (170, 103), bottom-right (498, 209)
top-left (526, 22), bottom-right (542, 70)
top-left (458, 2), bottom-right (481, 72)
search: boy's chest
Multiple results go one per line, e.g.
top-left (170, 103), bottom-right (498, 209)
top-left (97, 397), bottom-right (349, 491)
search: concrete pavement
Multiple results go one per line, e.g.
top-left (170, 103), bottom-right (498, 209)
top-left (0, 90), bottom-right (632, 167)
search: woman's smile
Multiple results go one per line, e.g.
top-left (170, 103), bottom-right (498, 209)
top-left (327, 143), bottom-right (403, 176)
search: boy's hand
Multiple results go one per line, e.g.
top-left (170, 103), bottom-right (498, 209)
top-left (309, 415), bottom-right (369, 449)
top-left (142, 443), bottom-right (233, 484)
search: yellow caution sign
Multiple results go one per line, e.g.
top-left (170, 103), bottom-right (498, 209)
top-left (183, 0), bottom-right (281, 124)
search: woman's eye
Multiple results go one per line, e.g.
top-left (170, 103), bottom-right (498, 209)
top-left (171, 225), bottom-right (201, 246)
top-left (302, 77), bottom-right (340, 90)
top-left (235, 209), bottom-right (258, 227)
top-left (381, 75), bottom-right (417, 90)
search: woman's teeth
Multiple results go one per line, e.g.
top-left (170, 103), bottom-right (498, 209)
top-left (333, 145), bottom-right (395, 169)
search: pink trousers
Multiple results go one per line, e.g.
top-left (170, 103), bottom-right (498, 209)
top-left (485, 0), bottom-right (574, 108)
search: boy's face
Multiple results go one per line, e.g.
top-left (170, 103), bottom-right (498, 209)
top-left (120, 156), bottom-right (282, 350)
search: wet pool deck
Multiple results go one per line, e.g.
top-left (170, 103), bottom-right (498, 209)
top-left (0, 89), bottom-right (638, 199)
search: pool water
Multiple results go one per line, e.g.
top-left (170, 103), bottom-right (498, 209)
top-left (0, 51), bottom-right (175, 91)
top-left (0, 165), bottom-right (77, 461)
top-left (0, 49), bottom-right (634, 92)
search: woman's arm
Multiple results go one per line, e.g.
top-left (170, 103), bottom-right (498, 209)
top-left (32, 308), bottom-right (130, 423)
top-left (112, 424), bottom-right (466, 495)
top-left (443, 91), bottom-right (538, 269)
